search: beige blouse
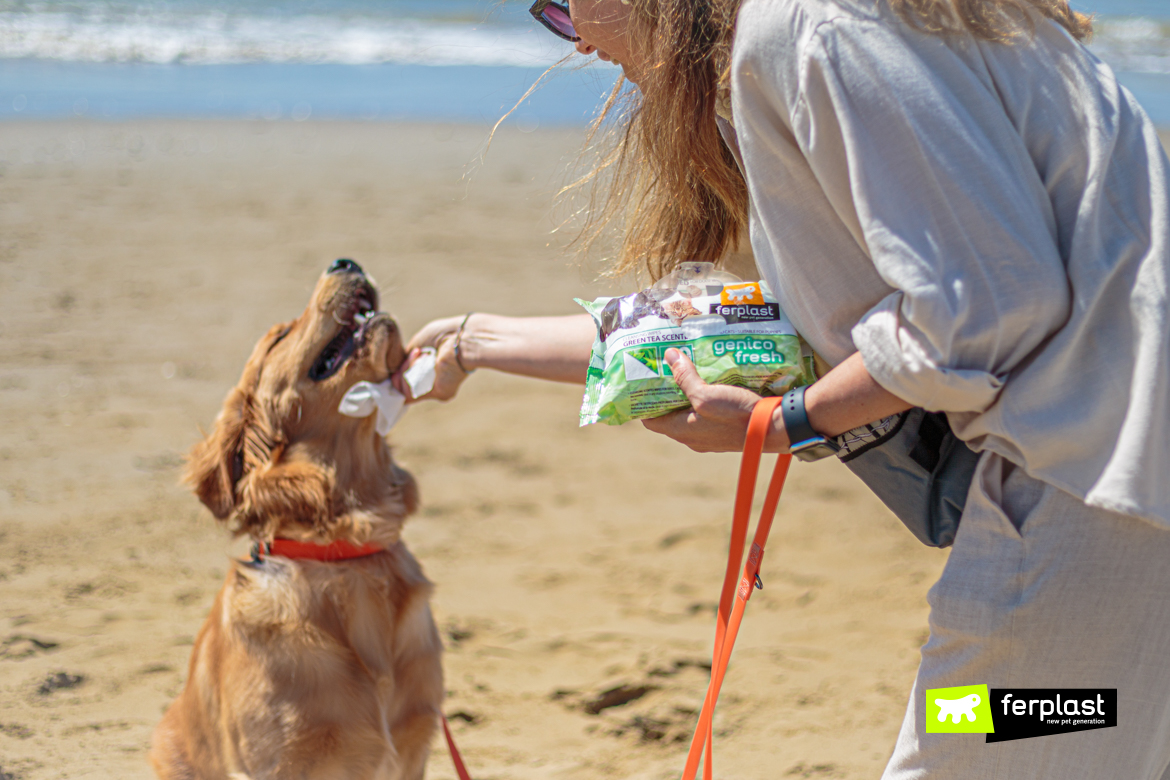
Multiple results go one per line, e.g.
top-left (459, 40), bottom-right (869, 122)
top-left (724, 0), bottom-right (1170, 527)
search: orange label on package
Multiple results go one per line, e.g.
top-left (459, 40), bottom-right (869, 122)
top-left (721, 283), bottom-right (765, 306)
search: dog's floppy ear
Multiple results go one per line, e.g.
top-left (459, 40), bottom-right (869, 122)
top-left (184, 321), bottom-right (293, 521)
top-left (185, 426), bottom-right (334, 538)
top-left (233, 457), bottom-right (334, 540)
top-left (183, 386), bottom-right (250, 519)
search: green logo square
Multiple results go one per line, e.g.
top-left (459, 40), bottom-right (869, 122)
top-left (925, 684), bottom-right (995, 733)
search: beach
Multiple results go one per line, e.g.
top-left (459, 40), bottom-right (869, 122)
top-left (0, 120), bottom-right (1166, 780)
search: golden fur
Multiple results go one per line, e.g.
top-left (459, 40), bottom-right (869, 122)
top-left (151, 265), bottom-right (442, 780)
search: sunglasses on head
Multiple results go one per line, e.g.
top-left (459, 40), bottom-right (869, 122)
top-left (529, 0), bottom-right (580, 42)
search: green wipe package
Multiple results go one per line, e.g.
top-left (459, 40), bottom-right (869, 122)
top-left (577, 262), bottom-right (813, 426)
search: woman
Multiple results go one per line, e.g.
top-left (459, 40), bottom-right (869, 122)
top-left (401, 0), bottom-right (1170, 775)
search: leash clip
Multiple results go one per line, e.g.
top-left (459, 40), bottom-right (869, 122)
top-left (754, 573), bottom-right (764, 590)
top-left (250, 540), bottom-right (271, 563)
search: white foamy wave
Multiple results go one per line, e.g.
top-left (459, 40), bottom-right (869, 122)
top-left (0, 11), bottom-right (568, 67)
top-left (2, 8), bottom-right (1165, 76)
top-left (1091, 18), bottom-right (1170, 75)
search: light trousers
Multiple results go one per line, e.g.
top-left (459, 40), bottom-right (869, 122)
top-left (883, 453), bottom-right (1170, 779)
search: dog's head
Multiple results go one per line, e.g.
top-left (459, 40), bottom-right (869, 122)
top-left (184, 259), bottom-right (417, 547)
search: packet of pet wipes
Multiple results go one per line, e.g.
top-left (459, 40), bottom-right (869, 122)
top-left (576, 262), bottom-right (813, 426)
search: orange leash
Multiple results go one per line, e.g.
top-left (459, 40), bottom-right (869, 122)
top-left (442, 714), bottom-right (473, 780)
top-left (439, 398), bottom-right (790, 780)
top-left (682, 397), bottom-right (792, 780)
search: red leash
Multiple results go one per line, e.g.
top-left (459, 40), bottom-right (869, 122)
top-left (682, 397), bottom-right (792, 780)
top-left (442, 715), bottom-right (473, 780)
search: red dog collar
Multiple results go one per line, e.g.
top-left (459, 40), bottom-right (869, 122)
top-left (251, 538), bottom-right (384, 562)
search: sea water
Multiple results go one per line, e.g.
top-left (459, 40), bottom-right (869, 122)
top-left (0, 0), bottom-right (620, 125)
top-left (0, 0), bottom-right (1166, 126)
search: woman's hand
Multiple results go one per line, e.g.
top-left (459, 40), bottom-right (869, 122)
top-left (642, 348), bottom-right (790, 453)
top-left (644, 349), bottom-right (915, 454)
top-left (393, 315), bottom-right (471, 402)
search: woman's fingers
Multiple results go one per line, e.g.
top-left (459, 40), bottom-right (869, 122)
top-left (398, 316), bottom-right (473, 403)
top-left (640, 348), bottom-right (765, 452)
top-left (663, 348), bottom-right (707, 407)
top-left (641, 407), bottom-right (696, 438)
top-left (405, 315), bottom-right (463, 354)
top-left (640, 405), bottom-right (747, 453)
top-left (398, 337), bottom-right (464, 403)
top-left (421, 334), bottom-right (469, 402)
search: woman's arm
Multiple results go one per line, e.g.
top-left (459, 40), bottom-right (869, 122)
top-left (803, 352), bottom-right (913, 437)
top-left (457, 313), bottom-right (596, 382)
top-left (397, 313), bottom-right (595, 400)
top-left (401, 311), bottom-right (910, 452)
top-left (641, 348), bottom-right (912, 452)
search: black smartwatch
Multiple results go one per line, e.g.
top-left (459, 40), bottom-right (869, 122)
top-left (780, 385), bottom-right (840, 462)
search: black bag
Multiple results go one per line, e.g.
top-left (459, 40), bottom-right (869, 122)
top-left (837, 408), bottom-right (982, 548)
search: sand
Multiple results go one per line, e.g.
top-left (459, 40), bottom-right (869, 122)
top-left (1, 120), bottom-right (1165, 780)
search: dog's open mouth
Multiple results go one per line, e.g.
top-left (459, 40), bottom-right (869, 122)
top-left (308, 285), bottom-right (379, 382)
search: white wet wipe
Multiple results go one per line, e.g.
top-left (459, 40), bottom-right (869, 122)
top-left (402, 347), bottom-right (436, 398)
top-left (338, 380), bottom-right (405, 435)
top-left (337, 348), bottom-right (437, 435)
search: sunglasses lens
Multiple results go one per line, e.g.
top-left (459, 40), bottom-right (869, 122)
top-left (541, 6), bottom-right (577, 39)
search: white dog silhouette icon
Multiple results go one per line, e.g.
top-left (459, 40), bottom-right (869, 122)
top-left (724, 286), bottom-right (757, 303)
top-left (935, 693), bottom-right (981, 723)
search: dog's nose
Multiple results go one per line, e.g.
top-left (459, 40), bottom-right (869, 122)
top-left (327, 258), bottom-right (364, 276)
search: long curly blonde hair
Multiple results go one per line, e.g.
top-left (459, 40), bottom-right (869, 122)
top-left (570, 0), bottom-right (1092, 282)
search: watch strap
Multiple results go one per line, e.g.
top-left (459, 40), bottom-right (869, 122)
top-left (781, 385), bottom-right (820, 445)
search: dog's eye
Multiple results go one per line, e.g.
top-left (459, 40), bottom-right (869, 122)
top-left (309, 350), bottom-right (336, 381)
